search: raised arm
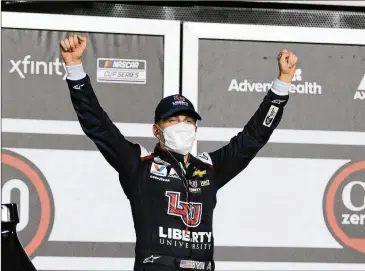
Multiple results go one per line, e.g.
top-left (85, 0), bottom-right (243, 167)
top-left (60, 35), bottom-right (143, 181)
top-left (205, 49), bottom-right (298, 189)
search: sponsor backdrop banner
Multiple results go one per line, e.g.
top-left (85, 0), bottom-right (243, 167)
top-left (2, 28), bottom-right (163, 123)
top-left (1, 27), bottom-right (164, 270)
top-left (196, 37), bottom-right (365, 266)
top-left (198, 39), bottom-right (365, 131)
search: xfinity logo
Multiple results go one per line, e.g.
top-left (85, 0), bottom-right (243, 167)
top-left (9, 55), bottom-right (67, 80)
top-left (228, 68), bottom-right (322, 95)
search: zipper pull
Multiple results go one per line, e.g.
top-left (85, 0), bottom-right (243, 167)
top-left (178, 162), bottom-right (186, 175)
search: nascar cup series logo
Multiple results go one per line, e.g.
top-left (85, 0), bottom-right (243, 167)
top-left (96, 58), bottom-right (147, 84)
top-left (1, 149), bottom-right (55, 258)
top-left (323, 161), bottom-right (365, 254)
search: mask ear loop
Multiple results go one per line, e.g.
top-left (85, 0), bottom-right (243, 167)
top-left (155, 125), bottom-right (164, 147)
top-left (154, 124), bottom-right (163, 143)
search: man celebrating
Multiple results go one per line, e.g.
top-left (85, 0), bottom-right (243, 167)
top-left (60, 34), bottom-right (297, 271)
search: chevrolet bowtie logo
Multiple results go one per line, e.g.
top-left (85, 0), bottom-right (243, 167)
top-left (193, 170), bottom-right (206, 177)
top-left (143, 255), bottom-right (161, 264)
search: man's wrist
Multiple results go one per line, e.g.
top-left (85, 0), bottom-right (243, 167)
top-left (271, 78), bottom-right (291, 96)
top-left (65, 59), bottom-right (82, 66)
top-left (66, 63), bottom-right (86, 81)
top-left (278, 73), bottom-right (293, 84)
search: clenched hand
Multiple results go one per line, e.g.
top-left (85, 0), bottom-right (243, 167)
top-left (60, 34), bottom-right (88, 66)
top-left (277, 49), bottom-right (298, 83)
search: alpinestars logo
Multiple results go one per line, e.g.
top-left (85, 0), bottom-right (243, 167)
top-left (143, 255), bottom-right (160, 264)
top-left (354, 74), bottom-right (365, 100)
top-left (166, 191), bottom-right (202, 227)
top-left (228, 68), bottom-right (322, 95)
top-left (9, 55), bottom-right (67, 80)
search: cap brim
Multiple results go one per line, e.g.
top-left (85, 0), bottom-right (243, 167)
top-left (159, 107), bottom-right (202, 121)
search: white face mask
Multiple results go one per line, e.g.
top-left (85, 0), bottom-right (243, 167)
top-left (159, 122), bottom-right (197, 155)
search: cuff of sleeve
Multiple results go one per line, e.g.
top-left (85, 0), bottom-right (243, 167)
top-left (66, 64), bottom-right (86, 81)
top-left (271, 78), bottom-right (291, 96)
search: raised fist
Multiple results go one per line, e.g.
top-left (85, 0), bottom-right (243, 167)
top-left (60, 34), bottom-right (87, 66)
top-left (277, 49), bottom-right (298, 83)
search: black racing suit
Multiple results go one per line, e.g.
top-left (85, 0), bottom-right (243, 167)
top-left (66, 74), bottom-right (289, 271)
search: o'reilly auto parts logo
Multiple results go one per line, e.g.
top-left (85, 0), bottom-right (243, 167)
top-left (323, 161), bottom-right (365, 254)
top-left (354, 74), bottom-right (365, 100)
top-left (1, 149), bottom-right (55, 258)
top-left (228, 68), bottom-right (322, 95)
top-left (9, 55), bottom-right (67, 80)
top-left (97, 58), bottom-right (147, 84)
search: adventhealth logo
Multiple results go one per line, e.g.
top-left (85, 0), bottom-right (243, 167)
top-left (354, 74), bottom-right (365, 100)
top-left (9, 55), bottom-right (67, 80)
top-left (292, 68), bottom-right (302, 82)
top-left (228, 68), bottom-right (322, 95)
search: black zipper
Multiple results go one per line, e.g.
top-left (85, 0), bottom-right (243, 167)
top-left (178, 161), bottom-right (193, 258)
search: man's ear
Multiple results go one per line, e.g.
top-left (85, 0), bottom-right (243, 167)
top-left (152, 124), bottom-right (160, 140)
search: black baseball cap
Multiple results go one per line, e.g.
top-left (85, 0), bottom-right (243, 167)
top-left (154, 94), bottom-right (202, 123)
